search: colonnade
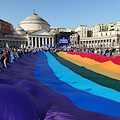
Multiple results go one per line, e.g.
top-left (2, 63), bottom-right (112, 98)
top-left (0, 36), bottom-right (54, 49)
top-left (80, 38), bottom-right (120, 48)
top-left (0, 39), bottom-right (27, 48)
top-left (28, 36), bottom-right (54, 47)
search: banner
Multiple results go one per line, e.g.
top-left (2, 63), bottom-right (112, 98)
top-left (57, 37), bottom-right (70, 46)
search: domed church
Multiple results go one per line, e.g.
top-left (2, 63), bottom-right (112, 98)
top-left (14, 12), bottom-right (54, 48)
top-left (19, 12), bottom-right (50, 33)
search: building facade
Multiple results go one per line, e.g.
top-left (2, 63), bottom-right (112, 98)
top-left (80, 21), bottom-right (120, 48)
top-left (74, 25), bottom-right (87, 38)
top-left (1, 13), bottom-right (120, 49)
top-left (0, 12), bottom-right (55, 48)
top-left (56, 21), bottom-right (120, 48)
top-left (80, 35), bottom-right (120, 48)
top-left (0, 36), bottom-right (27, 48)
top-left (54, 25), bottom-right (87, 46)
top-left (0, 19), bottom-right (13, 36)
top-left (0, 19), bottom-right (27, 48)
top-left (70, 33), bottom-right (79, 47)
top-left (28, 30), bottom-right (54, 48)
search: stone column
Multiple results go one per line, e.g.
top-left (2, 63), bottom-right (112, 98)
top-left (90, 40), bottom-right (92, 47)
top-left (93, 41), bottom-right (94, 47)
top-left (110, 39), bottom-right (112, 47)
top-left (23, 41), bottom-right (25, 48)
top-left (13, 41), bottom-right (16, 48)
top-left (39, 37), bottom-right (40, 47)
top-left (21, 41), bottom-right (23, 48)
top-left (97, 40), bottom-right (98, 48)
top-left (35, 37), bottom-right (37, 47)
top-left (90, 41), bottom-right (92, 47)
top-left (94, 40), bottom-right (95, 48)
top-left (31, 37), bottom-right (34, 47)
top-left (19, 41), bottom-right (21, 48)
top-left (111, 39), bottom-right (113, 47)
top-left (17, 41), bottom-right (19, 48)
top-left (87, 40), bottom-right (89, 48)
top-left (42, 37), bottom-right (44, 45)
top-left (89, 41), bottom-right (91, 47)
top-left (108, 39), bottom-right (110, 48)
top-left (91, 41), bottom-right (93, 47)
top-left (99, 40), bottom-right (101, 47)
top-left (110, 39), bottom-right (112, 48)
top-left (11, 41), bottom-right (13, 47)
top-left (49, 38), bottom-right (50, 45)
top-left (103, 40), bottom-right (105, 47)
top-left (115, 38), bottom-right (117, 47)
top-left (88, 41), bottom-right (90, 48)
top-left (45, 37), bottom-right (47, 45)
top-left (85, 41), bottom-right (86, 47)
top-left (119, 38), bottom-right (120, 47)
top-left (28, 37), bottom-right (30, 46)
top-left (24, 41), bottom-right (26, 48)
top-left (52, 37), bottom-right (54, 47)
top-left (106, 40), bottom-right (108, 48)
top-left (81, 41), bottom-right (82, 47)
top-left (86, 41), bottom-right (87, 47)
top-left (100, 40), bottom-right (102, 48)
top-left (22, 41), bottom-right (24, 48)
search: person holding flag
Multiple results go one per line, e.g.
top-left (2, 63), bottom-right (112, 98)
top-left (6, 42), bottom-right (9, 49)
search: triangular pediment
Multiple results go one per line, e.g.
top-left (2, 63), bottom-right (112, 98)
top-left (29, 29), bottom-right (52, 36)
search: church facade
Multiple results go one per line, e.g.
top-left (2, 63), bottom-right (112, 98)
top-left (17, 12), bottom-right (55, 48)
top-left (0, 12), bottom-right (55, 48)
top-left (28, 30), bottom-right (54, 47)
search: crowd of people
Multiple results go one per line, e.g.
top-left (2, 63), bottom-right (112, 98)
top-left (39, 47), bottom-right (116, 57)
top-left (0, 46), bottom-right (119, 71)
top-left (0, 48), bottom-right (38, 71)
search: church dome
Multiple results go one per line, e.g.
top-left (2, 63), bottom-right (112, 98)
top-left (16, 27), bottom-right (25, 31)
top-left (19, 12), bottom-right (50, 33)
top-left (14, 27), bottom-right (26, 35)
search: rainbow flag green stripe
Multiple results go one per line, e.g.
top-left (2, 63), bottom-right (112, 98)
top-left (51, 53), bottom-right (120, 92)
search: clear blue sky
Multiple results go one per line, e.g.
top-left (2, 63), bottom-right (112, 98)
top-left (0, 0), bottom-right (120, 29)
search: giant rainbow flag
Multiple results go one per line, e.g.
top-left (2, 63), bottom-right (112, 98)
top-left (0, 52), bottom-right (120, 120)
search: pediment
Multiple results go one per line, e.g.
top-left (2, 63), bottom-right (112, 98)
top-left (30, 30), bottom-right (52, 36)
